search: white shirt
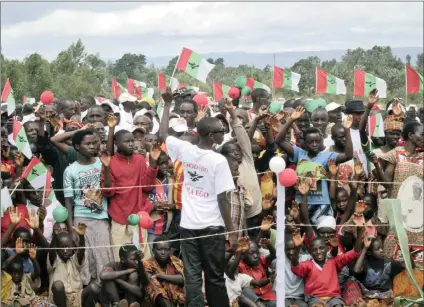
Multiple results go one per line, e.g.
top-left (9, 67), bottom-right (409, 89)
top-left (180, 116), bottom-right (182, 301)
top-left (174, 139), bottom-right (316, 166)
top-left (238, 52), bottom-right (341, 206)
top-left (225, 273), bottom-right (253, 302)
top-left (350, 128), bottom-right (369, 176)
top-left (166, 136), bottom-right (235, 229)
top-left (323, 135), bottom-right (334, 151)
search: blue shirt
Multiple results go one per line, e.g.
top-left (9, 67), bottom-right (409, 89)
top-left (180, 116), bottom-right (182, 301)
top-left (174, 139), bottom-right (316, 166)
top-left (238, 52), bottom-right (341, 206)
top-left (63, 158), bottom-right (109, 219)
top-left (290, 146), bottom-right (339, 205)
top-left (6, 248), bottom-right (34, 273)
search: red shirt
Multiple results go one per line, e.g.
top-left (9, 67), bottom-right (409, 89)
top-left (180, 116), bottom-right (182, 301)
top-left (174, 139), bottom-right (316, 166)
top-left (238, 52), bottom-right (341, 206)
top-left (291, 249), bottom-right (361, 298)
top-left (304, 231), bottom-right (345, 255)
top-left (238, 256), bottom-right (276, 301)
top-left (101, 152), bottom-right (158, 225)
top-left (1, 204), bottom-right (30, 245)
top-left (173, 160), bottom-right (184, 210)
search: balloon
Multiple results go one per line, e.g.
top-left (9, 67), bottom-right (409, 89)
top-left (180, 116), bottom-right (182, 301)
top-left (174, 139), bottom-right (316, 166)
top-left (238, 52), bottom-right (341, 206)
top-left (279, 168), bottom-right (297, 187)
top-left (193, 94), bottom-right (208, 107)
top-left (240, 86), bottom-right (252, 96)
top-left (137, 211), bottom-right (153, 229)
top-left (228, 87), bottom-right (240, 99)
top-left (236, 76), bottom-right (247, 88)
top-left (40, 91), bottom-right (54, 105)
top-left (127, 214), bottom-right (140, 226)
top-left (53, 206), bottom-right (68, 223)
top-left (269, 156), bottom-right (286, 173)
top-left (269, 102), bottom-right (283, 114)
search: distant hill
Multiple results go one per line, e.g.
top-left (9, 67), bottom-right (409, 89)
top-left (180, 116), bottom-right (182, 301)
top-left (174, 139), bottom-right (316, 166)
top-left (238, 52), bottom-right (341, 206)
top-left (146, 47), bottom-right (423, 69)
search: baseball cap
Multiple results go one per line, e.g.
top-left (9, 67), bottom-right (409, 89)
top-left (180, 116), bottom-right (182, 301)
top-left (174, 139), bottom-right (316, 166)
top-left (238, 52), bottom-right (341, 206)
top-left (306, 98), bottom-right (327, 113)
top-left (169, 118), bottom-right (188, 133)
top-left (325, 102), bottom-right (342, 112)
top-left (118, 93), bottom-right (137, 104)
top-left (100, 100), bottom-right (120, 114)
top-left (130, 125), bottom-right (147, 134)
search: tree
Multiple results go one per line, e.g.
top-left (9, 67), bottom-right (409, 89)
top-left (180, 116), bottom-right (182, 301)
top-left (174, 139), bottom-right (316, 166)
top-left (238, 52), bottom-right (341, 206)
top-left (113, 53), bottom-right (147, 80)
top-left (417, 53), bottom-right (423, 71)
top-left (406, 54), bottom-right (411, 65)
top-left (165, 56), bottom-right (178, 76)
top-left (291, 56), bottom-right (321, 93)
top-left (206, 58), bottom-right (214, 64)
top-left (215, 58), bottom-right (224, 66)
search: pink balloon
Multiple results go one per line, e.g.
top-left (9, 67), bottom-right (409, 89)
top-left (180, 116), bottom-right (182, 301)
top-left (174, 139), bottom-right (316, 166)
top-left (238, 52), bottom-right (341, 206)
top-left (279, 168), bottom-right (298, 187)
top-left (193, 94), bottom-right (208, 107)
top-left (40, 91), bottom-right (54, 105)
top-left (228, 87), bottom-right (241, 99)
top-left (137, 211), bottom-right (153, 229)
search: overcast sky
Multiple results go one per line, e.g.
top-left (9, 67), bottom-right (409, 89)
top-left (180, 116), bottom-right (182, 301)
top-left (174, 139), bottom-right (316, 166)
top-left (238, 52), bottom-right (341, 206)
top-left (1, 2), bottom-right (423, 62)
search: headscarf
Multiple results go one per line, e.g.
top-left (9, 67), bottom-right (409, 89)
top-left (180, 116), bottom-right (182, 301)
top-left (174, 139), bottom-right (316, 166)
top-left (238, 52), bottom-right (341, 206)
top-left (139, 97), bottom-right (156, 108)
top-left (384, 115), bottom-right (403, 131)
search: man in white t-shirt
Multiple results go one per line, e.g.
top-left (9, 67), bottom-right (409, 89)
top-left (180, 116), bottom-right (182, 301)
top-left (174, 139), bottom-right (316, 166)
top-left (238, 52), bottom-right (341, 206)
top-left (159, 87), bottom-right (237, 307)
top-left (344, 99), bottom-right (368, 175)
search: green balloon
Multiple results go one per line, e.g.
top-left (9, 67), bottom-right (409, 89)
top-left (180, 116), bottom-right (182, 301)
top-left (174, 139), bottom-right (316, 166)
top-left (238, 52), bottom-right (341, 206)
top-left (269, 102), bottom-right (282, 114)
top-left (236, 76), bottom-right (247, 88)
top-left (241, 86), bottom-right (252, 96)
top-left (53, 206), bottom-right (68, 223)
top-left (127, 214), bottom-right (140, 226)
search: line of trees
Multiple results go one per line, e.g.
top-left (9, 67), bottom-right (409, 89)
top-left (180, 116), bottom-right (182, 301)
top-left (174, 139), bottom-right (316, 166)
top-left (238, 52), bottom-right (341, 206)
top-left (1, 39), bottom-right (423, 105)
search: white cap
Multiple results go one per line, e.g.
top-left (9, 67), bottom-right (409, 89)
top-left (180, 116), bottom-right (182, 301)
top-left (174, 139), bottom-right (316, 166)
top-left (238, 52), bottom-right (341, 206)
top-left (118, 92), bottom-right (137, 104)
top-left (100, 100), bottom-right (120, 114)
top-left (325, 102), bottom-right (342, 112)
top-left (130, 125), bottom-right (147, 134)
top-left (169, 117), bottom-right (188, 132)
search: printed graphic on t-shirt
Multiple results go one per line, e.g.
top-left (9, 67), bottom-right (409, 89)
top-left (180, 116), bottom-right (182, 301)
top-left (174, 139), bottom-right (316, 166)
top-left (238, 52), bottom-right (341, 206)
top-left (78, 168), bottom-right (104, 213)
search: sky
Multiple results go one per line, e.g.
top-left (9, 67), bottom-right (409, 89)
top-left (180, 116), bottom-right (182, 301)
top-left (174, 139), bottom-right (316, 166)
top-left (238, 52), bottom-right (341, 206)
top-left (1, 1), bottom-right (423, 62)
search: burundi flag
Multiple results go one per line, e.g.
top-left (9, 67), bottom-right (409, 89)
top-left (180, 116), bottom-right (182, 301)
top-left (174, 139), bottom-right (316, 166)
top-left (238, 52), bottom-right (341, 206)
top-left (13, 120), bottom-right (32, 159)
top-left (354, 69), bottom-right (387, 98)
top-left (315, 68), bottom-right (346, 95)
top-left (23, 96), bottom-right (36, 105)
top-left (176, 48), bottom-right (215, 83)
top-left (406, 64), bottom-right (424, 94)
top-left (1, 78), bottom-right (16, 115)
top-left (22, 157), bottom-right (49, 190)
top-left (213, 80), bottom-right (231, 101)
top-left (112, 78), bottom-right (127, 99)
top-left (273, 65), bottom-right (301, 92)
top-left (368, 113), bottom-right (385, 138)
top-left (158, 73), bottom-right (180, 92)
top-left (127, 79), bottom-right (154, 99)
top-left (245, 77), bottom-right (271, 93)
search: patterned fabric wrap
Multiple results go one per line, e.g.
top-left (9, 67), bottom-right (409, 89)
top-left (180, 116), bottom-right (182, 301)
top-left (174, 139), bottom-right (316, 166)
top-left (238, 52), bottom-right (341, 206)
top-left (383, 115), bottom-right (403, 131)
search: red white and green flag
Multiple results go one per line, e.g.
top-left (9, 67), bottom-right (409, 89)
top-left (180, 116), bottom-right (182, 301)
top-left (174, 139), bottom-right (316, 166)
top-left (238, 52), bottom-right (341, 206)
top-left (406, 64), bottom-right (424, 94)
top-left (23, 96), bottom-right (36, 105)
top-left (112, 78), bottom-right (127, 99)
top-left (273, 65), bottom-right (301, 92)
top-left (13, 120), bottom-right (32, 159)
top-left (368, 113), bottom-right (385, 138)
top-left (127, 79), bottom-right (153, 99)
top-left (245, 77), bottom-right (271, 93)
top-left (22, 157), bottom-right (49, 190)
top-left (1, 78), bottom-right (16, 115)
top-left (315, 68), bottom-right (346, 95)
top-left (176, 48), bottom-right (215, 83)
top-left (213, 80), bottom-right (231, 101)
top-left (354, 69), bottom-right (387, 98)
top-left (158, 73), bottom-right (180, 92)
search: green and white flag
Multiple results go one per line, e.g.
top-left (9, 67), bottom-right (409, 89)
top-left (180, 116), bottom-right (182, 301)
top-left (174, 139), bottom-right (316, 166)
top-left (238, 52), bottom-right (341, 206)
top-left (273, 66), bottom-right (301, 92)
top-left (176, 48), bottom-right (215, 83)
top-left (354, 69), bottom-right (387, 98)
top-left (315, 68), bottom-right (346, 95)
top-left (13, 120), bottom-right (32, 159)
top-left (21, 157), bottom-right (49, 189)
top-left (1, 78), bottom-right (16, 115)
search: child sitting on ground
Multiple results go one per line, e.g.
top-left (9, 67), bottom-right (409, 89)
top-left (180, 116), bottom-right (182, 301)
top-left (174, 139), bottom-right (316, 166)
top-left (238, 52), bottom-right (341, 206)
top-left (353, 237), bottom-right (412, 303)
top-left (141, 236), bottom-right (185, 307)
top-left (47, 223), bottom-right (100, 307)
top-left (290, 225), bottom-right (365, 307)
top-left (99, 244), bottom-right (144, 306)
top-left (3, 239), bottom-right (47, 306)
top-left (226, 237), bottom-right (271, 307)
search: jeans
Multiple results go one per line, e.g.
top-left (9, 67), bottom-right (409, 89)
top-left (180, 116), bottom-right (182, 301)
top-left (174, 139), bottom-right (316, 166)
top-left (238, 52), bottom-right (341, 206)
top-left (181, 226), bottom-right (229, 307)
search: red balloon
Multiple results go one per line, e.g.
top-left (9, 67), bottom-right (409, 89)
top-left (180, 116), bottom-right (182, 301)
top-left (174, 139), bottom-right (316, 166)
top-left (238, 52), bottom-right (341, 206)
top-left (40, 91), bottom-right (54, 105)
top-left (137, 211), bottom-right (153, 229)
top-left (193, 94), bottom-right (208, 107)
top-left (228, 87), bottom-right (241, 99)
top-left (279, 168), bottom-right (298, 187)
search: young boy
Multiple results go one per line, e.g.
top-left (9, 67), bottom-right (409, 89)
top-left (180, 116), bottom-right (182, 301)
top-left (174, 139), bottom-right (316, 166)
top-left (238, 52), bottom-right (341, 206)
top-left (4, 228), bottom-right (36, 274)
top-left (47, 223), bottom-right (100, 307)
top-left (3, 240), bottom-right (45, 306)
top-left (99, 244), bottom-right (144, 306)
top-left (142, 236), bottom-right (185, 307)
top-left (290, 225), bottom-right (364, 307)
top-left (225, 237), bottom-right (270, 307)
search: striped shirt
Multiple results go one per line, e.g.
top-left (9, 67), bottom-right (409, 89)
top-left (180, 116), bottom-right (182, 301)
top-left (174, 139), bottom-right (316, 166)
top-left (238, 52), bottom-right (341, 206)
top-left (148, 178), bottom-right (169, 235)
top-left (173, 160), bottom-right (184, 210)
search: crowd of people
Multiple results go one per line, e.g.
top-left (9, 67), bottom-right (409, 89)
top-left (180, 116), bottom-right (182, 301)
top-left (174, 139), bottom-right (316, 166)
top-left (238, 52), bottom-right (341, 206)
top-left (0, 84), bottom-right (423, 307)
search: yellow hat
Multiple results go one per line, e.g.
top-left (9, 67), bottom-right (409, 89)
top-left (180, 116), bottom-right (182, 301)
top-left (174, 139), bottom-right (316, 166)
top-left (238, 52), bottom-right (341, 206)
top-left (139, 97), bottom-right (156, 108)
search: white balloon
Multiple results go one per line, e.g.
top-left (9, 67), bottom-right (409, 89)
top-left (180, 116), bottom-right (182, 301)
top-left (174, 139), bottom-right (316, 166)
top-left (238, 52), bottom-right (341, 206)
top-left (269, 156), bottom-right (286, 173)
